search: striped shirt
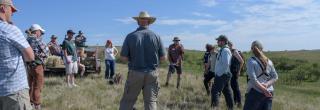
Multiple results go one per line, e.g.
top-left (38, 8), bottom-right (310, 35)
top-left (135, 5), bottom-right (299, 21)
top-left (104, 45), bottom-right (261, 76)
top-left (0, 21), bottom-right (30, 96)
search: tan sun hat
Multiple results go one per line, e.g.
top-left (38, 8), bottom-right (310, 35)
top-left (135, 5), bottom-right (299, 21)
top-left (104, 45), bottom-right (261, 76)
top-left (0, 0), bottom-right (18, 13)
top-left (132, 11), bottom-right (156, 24)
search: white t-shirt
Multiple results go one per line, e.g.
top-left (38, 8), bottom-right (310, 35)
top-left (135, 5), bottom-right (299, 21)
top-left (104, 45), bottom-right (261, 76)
top-left (105, 47), bottom-right (116, 60)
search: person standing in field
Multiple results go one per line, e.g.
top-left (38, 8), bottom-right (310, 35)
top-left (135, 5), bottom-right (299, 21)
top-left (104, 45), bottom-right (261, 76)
top-left (119, 11), bottom-right (166, 110)
top-left (75, 30), bottom-right (86, 57)
top-left (104, 40), bottom-right (118, 80)
top-left (228, 41), bottom-right (244, 108)
top-left (165, 37), bottom-right (184, 89)
top-left (243, 41), bottom-right (278, 110)
top-left (62, 30), bottom-right (79, 87)
top-left (211, 35), bottom-right (234, 110)
top-left (47, 35), bottom-right (63, 57)
top-left (0, 0), bottom-right (34, 109)
top-left (26, 24), bottom-right (48, 110)
top-left (203, 44), bottom-right (218, 95)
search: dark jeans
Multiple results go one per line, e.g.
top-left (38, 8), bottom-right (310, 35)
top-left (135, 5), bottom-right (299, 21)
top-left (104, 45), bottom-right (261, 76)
top-left (231, 73), bottom-right (242, 104)
top-left (105, 60), bottom-right (115, 79)
top-left (211, 73), bottom-right (234, 109)
top-left (243, 89), bottom-right (273, 110)
top-left (203, 71), bottom-right (215, 94)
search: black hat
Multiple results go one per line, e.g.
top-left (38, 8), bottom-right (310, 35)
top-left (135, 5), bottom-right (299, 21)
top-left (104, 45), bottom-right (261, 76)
top-left (173, 37), bottom-right (180, 41)
top-left (51, 35), bottom-right (57, 39)
top-left (216, 35), bottom-right (229, 42)
top-left (78, 30), bottom-right (83, 34)
top-left (67, 30), bottom-right (75, 34)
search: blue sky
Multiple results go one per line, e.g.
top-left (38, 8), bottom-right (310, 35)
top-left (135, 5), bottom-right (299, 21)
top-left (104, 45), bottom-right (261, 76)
top-left (13, 0), bottom-right (320, 51)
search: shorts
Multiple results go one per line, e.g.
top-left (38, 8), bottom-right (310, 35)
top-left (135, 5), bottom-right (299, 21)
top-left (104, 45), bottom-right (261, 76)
top-left (168, 65), bottom-right (182, 74)
top-left (64, 56), bottom-right (78, 74)
top-left (0, 89), bottom-right (32, 110)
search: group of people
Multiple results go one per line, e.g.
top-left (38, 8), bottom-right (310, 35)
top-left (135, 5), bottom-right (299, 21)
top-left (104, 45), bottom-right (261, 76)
top-left (118, 11), bottom-right (279, 110)
top-left (25, 25), bottom-right (88, 109)
top-left (0, 0), bottom-right (278, 110)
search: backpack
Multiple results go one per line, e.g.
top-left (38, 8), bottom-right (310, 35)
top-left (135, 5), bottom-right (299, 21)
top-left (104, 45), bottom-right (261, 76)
top-left (230, 50), bottom-right (245, 74)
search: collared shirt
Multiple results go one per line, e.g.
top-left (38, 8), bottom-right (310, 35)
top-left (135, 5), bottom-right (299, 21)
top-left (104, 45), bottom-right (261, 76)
top-left (61, 39), bottom-right (77, 62)
top-left (48, 41), bottom-right (62, 56)
top-left (215, 46), bottom-right (232, 76)
top-left (121, 26), bottom-right (166, 72)
top-left (0, 21), bottom-right (30, 96)
top-left (168, 44), bottom-right (184, 64)
top-left (27, 35), bottom-right (48, 64)
top-left (246, 57), bottom-right (278, 93)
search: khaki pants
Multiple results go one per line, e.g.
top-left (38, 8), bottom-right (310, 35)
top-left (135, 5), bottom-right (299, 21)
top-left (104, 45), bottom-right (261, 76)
top-left (119, 70), bottom-right (160, 110)
top-left (28, 65), bottom-right (44, 105)
top-left (0, 89), bottom-right (32, 110)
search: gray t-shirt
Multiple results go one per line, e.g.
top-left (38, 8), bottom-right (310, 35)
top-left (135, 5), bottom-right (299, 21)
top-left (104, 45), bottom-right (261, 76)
top-left (121, 27), bottom-right (165, 71)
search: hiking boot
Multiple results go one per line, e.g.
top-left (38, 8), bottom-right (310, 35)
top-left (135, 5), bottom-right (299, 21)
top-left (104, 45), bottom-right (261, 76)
top-left (165, 82), bottom-right (169, 87)
top-left (176, 83), bottom-right (180, 89)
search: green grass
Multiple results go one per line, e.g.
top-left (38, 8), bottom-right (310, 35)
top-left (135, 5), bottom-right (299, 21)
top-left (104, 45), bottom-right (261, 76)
top-left (41, 63), bottom-right (320, 110)
top-left (40, 49), bottom-right (320, 110)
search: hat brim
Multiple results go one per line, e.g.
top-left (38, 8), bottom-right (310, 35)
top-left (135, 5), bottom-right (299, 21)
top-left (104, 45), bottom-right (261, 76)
top-left (11, 5), bottom-right (17, 13)
top-left (133, 17), bottom-right (156, 24)
top-left (173, 40), bottom-right (180, 41)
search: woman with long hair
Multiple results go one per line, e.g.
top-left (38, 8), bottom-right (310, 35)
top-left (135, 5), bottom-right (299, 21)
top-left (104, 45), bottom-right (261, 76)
top-left (104, 40), bottom-right (118, 80)
top-left (243, 40), bottom-right (278, 110)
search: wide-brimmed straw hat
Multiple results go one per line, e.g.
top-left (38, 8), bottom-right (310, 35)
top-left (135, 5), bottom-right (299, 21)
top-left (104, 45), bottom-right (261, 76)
top-left (132, 11), bottom-right (156, 24)
top-left (0, 0), bottom-right (18, 13)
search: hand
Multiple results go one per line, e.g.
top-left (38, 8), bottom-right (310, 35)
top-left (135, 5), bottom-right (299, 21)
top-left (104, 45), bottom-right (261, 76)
top-left (263, 90), bottom-right (272, 97)
top-left (262, 83), bottom-right (269, 88)
top-left (67, 59), bottom-right (71, 64)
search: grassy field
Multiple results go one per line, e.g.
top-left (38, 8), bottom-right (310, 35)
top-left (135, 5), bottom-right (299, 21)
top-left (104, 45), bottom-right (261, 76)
top-left (40, 49), bottom-right (320, 110)
top-left (41, 65), bottom-right (320, 110)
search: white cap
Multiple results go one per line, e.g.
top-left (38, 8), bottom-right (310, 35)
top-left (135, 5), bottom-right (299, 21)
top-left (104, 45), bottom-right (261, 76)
top-left (29, 24), bottom-right (45, 33)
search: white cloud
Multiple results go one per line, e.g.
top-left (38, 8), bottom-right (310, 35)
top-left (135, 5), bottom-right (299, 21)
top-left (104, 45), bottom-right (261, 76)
top-left (211, 0), bottom-right (320, 51)
top-left (113, 17), bottom-right (135, 24)
top-left (115, 17), bottom-right (227, 27)
top-left (199, 0), bottom-right (217, 7)
top-left (158, 19), bottom-right (227, 26)
top-left (271, 0), bottom-right (314, 7)
top-left (192, 12), bottom-right (215, 18)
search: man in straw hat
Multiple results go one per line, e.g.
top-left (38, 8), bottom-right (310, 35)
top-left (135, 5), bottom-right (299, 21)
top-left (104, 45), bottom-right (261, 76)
top-left (165, 37), bottom-right (184, 89)
top-left (119, 11), bottom-right (166, 110)
top-left (211, 35), bottom-right (234, 110)
top-left (0, 0), bottom-right (34, 109)
top-left (26, 24), bottom-right (48, 110)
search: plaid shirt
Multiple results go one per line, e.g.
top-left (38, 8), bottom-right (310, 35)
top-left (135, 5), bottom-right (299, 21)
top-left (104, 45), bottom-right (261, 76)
top-left (0, 21), bottom-right (30, 96)
top-left (27, 35), bottom-right (48, 64)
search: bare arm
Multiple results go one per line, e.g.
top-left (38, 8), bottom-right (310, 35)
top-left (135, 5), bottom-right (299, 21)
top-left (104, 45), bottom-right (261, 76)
top-left (234, 51), bottom-right (244, 75)
top-left (114, 47), bottom-right (118, 56)
top-left (22, 47), bottom-right (35, 62)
